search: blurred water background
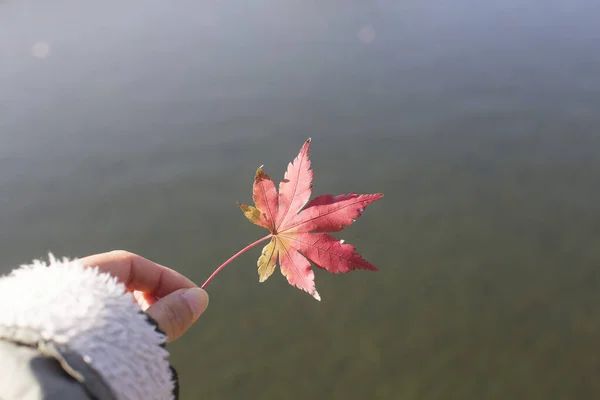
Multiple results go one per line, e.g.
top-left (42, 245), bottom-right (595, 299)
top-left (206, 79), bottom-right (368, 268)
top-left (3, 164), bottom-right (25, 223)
top-left (2, 0), bottom-right (600, 398)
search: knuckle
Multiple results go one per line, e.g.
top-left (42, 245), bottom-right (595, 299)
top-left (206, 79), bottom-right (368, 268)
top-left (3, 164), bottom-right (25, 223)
top-left (109, 250), bottom-right (135, 260)
top-left (161, 296), bottom-right (190, 339)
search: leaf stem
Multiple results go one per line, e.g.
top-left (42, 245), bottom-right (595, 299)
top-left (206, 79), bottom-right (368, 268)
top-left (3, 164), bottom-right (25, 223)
top-left (201, 234), bottom-right (273, 289)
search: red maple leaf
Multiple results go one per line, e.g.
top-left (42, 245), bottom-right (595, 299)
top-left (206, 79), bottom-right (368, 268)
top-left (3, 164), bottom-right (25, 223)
top-left (233, 138), bottom-right (383, 300)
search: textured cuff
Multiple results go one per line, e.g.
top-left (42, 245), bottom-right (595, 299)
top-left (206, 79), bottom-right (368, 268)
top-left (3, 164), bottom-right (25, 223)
top-left (0, 255), bottom-right (177, 400)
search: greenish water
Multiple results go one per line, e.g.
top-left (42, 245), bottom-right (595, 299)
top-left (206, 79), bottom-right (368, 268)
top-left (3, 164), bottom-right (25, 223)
top-left (2, 1), bottom-right (600, 398)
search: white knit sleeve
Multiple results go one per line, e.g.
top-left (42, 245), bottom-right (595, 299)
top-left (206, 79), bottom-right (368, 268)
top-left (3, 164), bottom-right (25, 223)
top-left (0, 255), bottom-right (176, 400)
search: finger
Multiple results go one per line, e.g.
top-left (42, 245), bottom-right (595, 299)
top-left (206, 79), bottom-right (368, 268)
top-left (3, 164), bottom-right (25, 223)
top-left (80, 250), bottom-right (197, 298)
top-left (133, 290), bottom-right (156, 311)
top-left (146, 287), bottom-right (209, 342)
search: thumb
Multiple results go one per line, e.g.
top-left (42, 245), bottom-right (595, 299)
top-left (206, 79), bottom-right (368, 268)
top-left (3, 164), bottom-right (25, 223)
top-left (146, 287), bottom-right (209, 342)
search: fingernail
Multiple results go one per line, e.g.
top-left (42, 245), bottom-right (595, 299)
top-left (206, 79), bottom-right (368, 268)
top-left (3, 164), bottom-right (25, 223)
top-left (181, 288), bottom-right (209, 317)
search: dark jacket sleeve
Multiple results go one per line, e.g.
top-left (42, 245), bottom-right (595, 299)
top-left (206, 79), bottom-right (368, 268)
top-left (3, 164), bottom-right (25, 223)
top-left (0, 340), bottom-right (95, 400)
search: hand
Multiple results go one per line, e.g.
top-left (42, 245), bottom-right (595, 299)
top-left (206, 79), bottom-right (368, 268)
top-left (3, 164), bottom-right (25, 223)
top-left (80, 250), bottom-right (209, 343)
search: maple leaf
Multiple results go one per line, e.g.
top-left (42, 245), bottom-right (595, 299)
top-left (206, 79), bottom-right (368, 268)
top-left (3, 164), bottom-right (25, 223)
top-left (236, 138), bottom-right (383, 300)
